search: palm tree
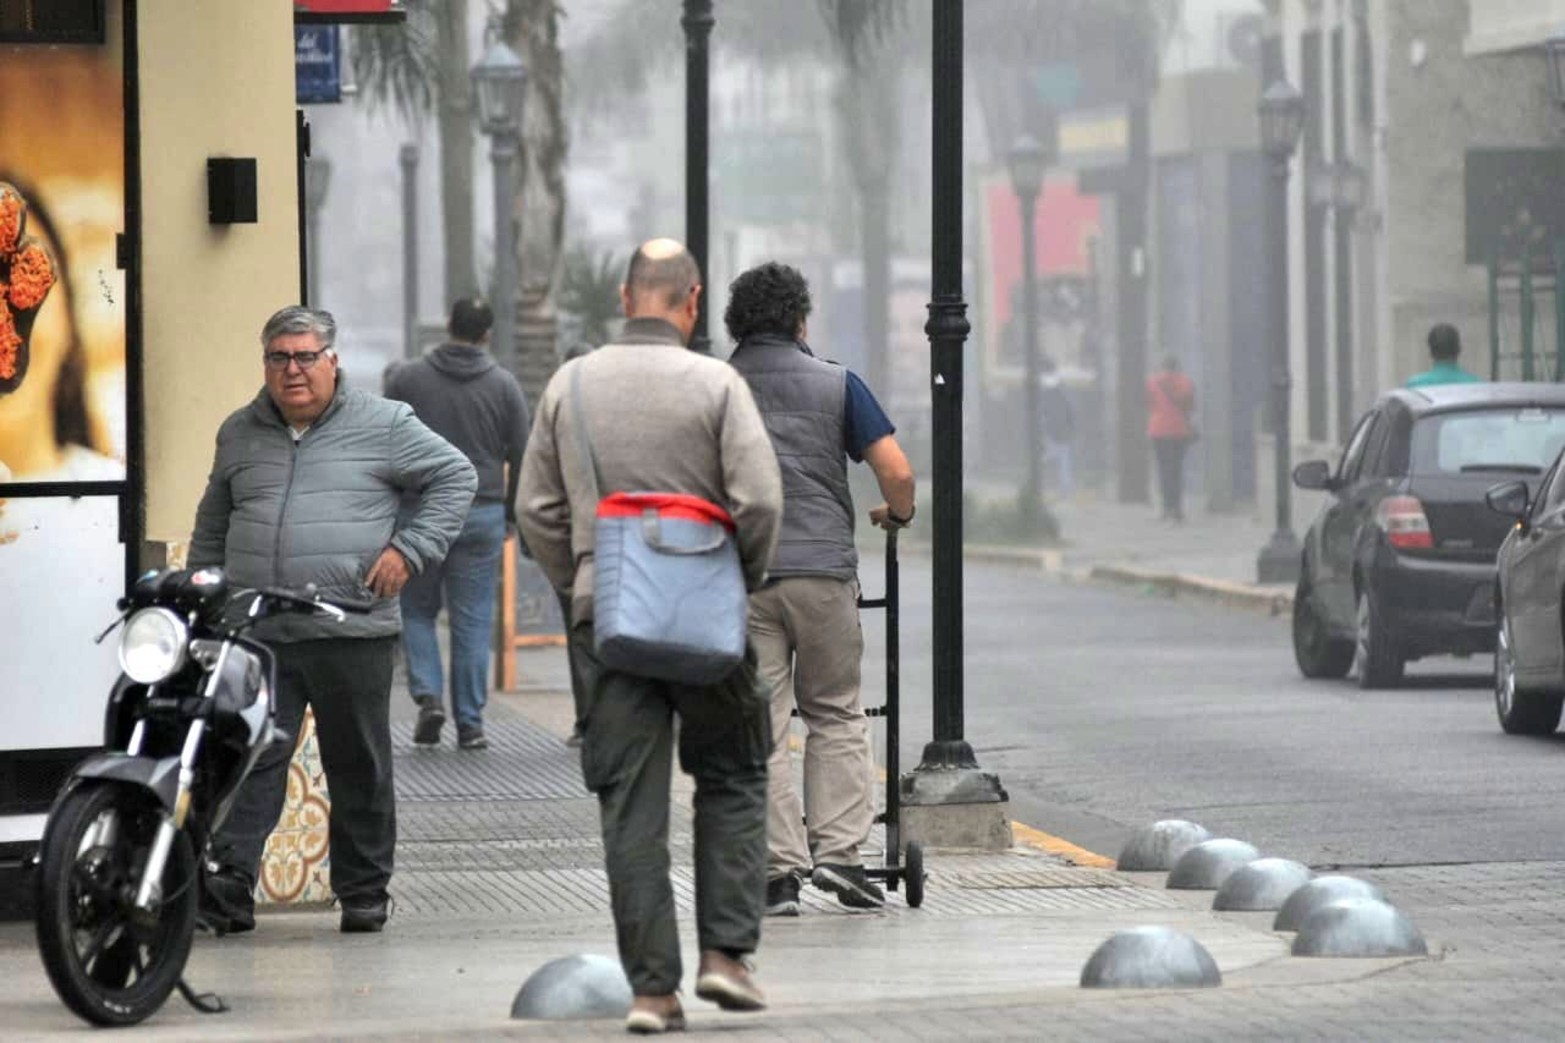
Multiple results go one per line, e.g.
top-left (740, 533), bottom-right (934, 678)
top-left (500, 0), bottom-right (567, 406)
top-left (353, 0), bottom-right (567, 404)
top-left (351, 0), bottom-right (478, 304)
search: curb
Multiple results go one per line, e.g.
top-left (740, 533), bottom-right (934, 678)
top-left (899, 541), bottom-right (1292, 616)
top-left (1086, 563), bottom-right (1293, 617)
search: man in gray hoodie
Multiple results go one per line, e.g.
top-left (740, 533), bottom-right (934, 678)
top-left (385, 297), bottom-right (531, 750)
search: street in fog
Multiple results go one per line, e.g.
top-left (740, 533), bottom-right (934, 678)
top-left (874, 556), bottom-right (1565, 869)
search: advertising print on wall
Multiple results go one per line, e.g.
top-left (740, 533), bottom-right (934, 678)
top-left (0, 0), bottom-right (126, 486)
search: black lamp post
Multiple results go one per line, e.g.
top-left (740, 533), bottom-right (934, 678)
top-left (1008, 133), bottom-right (1048, 527)
top-left (472, 31), bottom-right (529, 373)
top-left (304, 155), bottom-right (331, 308)
top-left (1256, 79), bottom-right (1307, 585)
top-left (683, 0), bottom-right (715, 353)
top-left (1546, 35), bottom-right (1565, 107)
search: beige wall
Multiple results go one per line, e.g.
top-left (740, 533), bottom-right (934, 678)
top-left (139, 1), bottom-right (299, 546)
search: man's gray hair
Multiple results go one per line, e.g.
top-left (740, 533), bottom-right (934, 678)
top-left (261, 306), bottom-right (337, 351)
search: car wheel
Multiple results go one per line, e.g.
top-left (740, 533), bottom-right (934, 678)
top-left (1293, 578), bottom-right (1353, 679)
top-left (1354, 585), bottom-right (1405, 689)
top-left (1495, 615), bottom-right (1563, 735)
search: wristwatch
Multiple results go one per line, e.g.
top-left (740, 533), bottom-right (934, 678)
top-left (887, 505), bottom-right (915, 527)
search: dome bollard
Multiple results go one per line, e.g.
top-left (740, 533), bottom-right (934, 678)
top-left (1212, 858), bottom-right (1312, 912)
top-left (1166, 839), bottom-right (1260, 890)
top-left (1080, 926), bottom-right (1222, 989)
top-left (511, 954), bottom-right (633, 1021)
top-left (1273, 875), bottom-right (1386, 932)
top-left (1116, 820), bottom-right (1212, 871)
top-left (1291, 899), bottom-right (1428, 958)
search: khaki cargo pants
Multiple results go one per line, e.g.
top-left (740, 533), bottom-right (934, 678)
top-left (749, 575), bottom-right (872, 879)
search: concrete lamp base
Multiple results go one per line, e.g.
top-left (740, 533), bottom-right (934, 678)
top-left (899, 767), bottom-right (1011, 853)
top-left (1256, 531), bottom-right (1302, 585)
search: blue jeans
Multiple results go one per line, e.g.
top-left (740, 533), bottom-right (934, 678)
top-left (400, 502), bottom-right (506, 730)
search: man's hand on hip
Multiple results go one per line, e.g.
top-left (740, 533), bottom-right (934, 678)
top-left (365, 547), bottom-right (412, 597)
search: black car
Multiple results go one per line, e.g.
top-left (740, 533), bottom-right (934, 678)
top-left (1291, 384), bottom-right (1565, 689)
top-left (1488, 448), bottom-right (1565, 734)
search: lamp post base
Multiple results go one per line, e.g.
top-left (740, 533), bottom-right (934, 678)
top-left (898, 742), bottom-right (1011, 852)
top-left (1256, 531), bottom-right (1302, 585)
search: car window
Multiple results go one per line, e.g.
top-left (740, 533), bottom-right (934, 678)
top-left (1360, 410), bottom-right (1396, 478)
top-left (1337, 412), bottom-right (1379, 484)
top-left (1410, 408), bottom-right (1565, 477)
top-left (1545, 454), bottom-right (1565, 513)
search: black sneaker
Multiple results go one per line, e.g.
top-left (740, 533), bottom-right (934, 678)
top-left (811, 863), bottom-right (885, 910)
top-left (765, 872), bottom-right (801, 917)
top-left (412, 697), bottom-right (445, 746)
top-left (340, 896), bottom-right (390, 933)
top-left (199, 866), bottom-right (257, 935)
top-left (457, 725), bottom-right (488, 750)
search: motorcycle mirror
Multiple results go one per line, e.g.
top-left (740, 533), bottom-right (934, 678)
top-left (93, 611), bottom-right (129, 645)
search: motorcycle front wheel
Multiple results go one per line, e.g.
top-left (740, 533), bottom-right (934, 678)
top-left (35, 780), bottom-right (199, 1026)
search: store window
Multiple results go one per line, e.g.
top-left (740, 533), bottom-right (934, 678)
top-left (0, 0), bottom-right (104, 43)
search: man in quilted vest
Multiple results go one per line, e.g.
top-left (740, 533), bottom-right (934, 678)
top-left (725, 261), bottom-right (916, 916)
top-left (189, 306), bottom-right (475, 935)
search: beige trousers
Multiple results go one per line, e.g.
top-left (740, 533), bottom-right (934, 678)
top-left (749, 576), bottom-right (871, 878)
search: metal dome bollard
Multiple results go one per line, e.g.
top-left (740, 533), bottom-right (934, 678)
top-left (1274, 875), bottom-right (1387, 932)
top-left (1080, 926), bottom-right (1222, 989)
top-left (1212, 858), bottom-right (1312, 912)
top-left (1291, 899), bottom-right (1428, 958)
top-left (1166, 839), bottom-right (1260, 890)
top-left (1116, 820), bottom-right (1213, 871)
top-left (511, 954), bottom-right (633, 1020)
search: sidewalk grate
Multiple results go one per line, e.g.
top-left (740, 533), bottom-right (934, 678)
top-left (392, 706), bottom-right (585, 803)
top-left (940, 867), bottom-right (1136, 890)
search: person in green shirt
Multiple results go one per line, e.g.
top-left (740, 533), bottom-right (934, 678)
top-left (1407, 323), bottom-right (1482, 387)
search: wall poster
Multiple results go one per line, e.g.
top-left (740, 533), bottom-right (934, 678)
top-left (0, 0), bottom-right (128, 822)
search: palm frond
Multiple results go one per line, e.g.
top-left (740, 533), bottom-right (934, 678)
top-left (350, 0), bottom-right (439, 122)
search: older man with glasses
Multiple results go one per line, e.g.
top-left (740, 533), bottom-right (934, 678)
top-left (188, 305), bottom-right (476, 935)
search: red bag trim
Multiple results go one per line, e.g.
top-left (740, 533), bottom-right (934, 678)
top-left (597, 492), bottom-right (735, 531)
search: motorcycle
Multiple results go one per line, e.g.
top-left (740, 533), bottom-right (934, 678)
top-left (33, 567), bottom-right (370, 1026)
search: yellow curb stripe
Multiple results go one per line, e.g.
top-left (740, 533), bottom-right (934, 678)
top-left (787, 733), bottom-right (1117, 870)
top-left (1011, 821), bottom-right (1117, 869)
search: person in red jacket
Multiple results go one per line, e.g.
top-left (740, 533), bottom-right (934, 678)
top-left (1146, 354), bottom-right (1197, 523)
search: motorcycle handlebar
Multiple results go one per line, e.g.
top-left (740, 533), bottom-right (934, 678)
top-left (243, 585), bottom-right (379, 617)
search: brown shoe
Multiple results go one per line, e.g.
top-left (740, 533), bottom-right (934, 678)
top-left (625, 995), bottom-right (685, 1034)
top-left (693, 951), bottom-right (765, 1012)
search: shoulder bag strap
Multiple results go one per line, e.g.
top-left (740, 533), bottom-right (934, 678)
top-left (569, 361), bottom-right (604, 504)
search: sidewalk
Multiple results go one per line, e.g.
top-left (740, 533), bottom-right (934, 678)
top-left (926, 488), bottom-right (1328, 616)
top-left (0, 644), bottom-right (1421, 1040)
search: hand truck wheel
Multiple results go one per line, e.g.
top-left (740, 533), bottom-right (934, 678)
top-left (904, 841), bottom-right (926, 908)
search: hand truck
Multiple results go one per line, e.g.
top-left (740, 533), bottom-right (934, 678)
top-left (858, 530), bottom-right (925, 907)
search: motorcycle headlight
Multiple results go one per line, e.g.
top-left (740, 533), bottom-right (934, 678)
top-left (118, 608), bottom-right (190, 684)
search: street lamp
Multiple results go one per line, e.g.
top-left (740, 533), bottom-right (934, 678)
top-left (904, 0), bottom-right (1007, 835)
top-left (1256, 79), bottom-right (1306, 585)
top-left (1545, 34), bottom-right (1565, 108)
top-left (472, 31), bottom-right (528, 373)
top-left (1331, 159), bottom-right (1366, 444)
top-left (1007, 133), bottom-right (1049, 528)
top-left (682, 0), bottom-right (715, 353)
top-left (303, 156), bottom-right (331, 308)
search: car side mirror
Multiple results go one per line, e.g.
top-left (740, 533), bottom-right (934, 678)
top-left (1292, 459), bottom-right (1335, 491)
top-left (1486, 480), bottom-right (1530, 524)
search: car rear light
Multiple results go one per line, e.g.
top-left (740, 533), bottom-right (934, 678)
top-left (1377, 495), bottom-right (1434, 549)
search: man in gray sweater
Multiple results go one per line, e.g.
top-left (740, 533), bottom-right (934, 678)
top-left (385, 297), bottom-right (530, 750)
top-left (518, 239), bottom-right (782, 1034)
top-left (190, 306), bottom-right (475, 935)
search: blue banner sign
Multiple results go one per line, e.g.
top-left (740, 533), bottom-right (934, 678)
top-left (295, 25), bottom-right (342, 105)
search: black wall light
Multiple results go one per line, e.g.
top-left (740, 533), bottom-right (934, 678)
top-left (207, 158), bottom-right (258, 224)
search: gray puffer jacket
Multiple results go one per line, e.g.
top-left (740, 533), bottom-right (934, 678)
top-left (188, 383), bottom-right (477, 642)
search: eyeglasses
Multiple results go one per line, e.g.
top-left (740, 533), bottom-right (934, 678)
top-left (263, 350), bottom-right (331, 371)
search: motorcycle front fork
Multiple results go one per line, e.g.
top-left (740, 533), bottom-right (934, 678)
top-left (132, 719), bottom-right (206, 914)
